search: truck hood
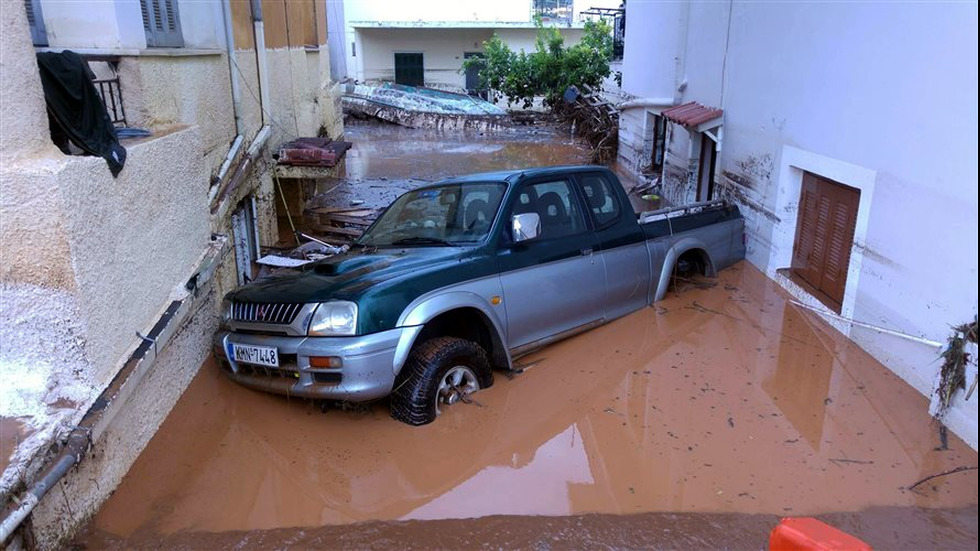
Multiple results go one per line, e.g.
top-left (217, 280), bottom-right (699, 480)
top-left (227, 246), bottom-right (471, 304)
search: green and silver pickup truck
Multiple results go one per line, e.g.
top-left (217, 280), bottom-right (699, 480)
top-left (215, 165), bottom-right (745, 425)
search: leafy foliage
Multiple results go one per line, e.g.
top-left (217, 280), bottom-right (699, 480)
top-left (465, 18), bottom-right (613, 109)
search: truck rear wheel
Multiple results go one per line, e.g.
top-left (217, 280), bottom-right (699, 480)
top-left (390, 337), bottom-right (493, 426)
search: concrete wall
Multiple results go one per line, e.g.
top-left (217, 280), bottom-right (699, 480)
top-left (618, 0), bottom-right (979, 448)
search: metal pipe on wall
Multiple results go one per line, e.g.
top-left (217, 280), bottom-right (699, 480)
top-left (221, 0), bottom-right (244, 135)
top-left (250, 0), bottom-right (272, 125)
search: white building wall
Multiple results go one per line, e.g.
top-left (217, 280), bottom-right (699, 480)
top-left (38, 0), bottom-right (144, 50)
top-left (639, 1), bottom-right (979, 447)
top-left (357, 27), bottom-right (494, 87)
top-left (354, 26), bottom-right (584, 88)
top-left (344, 0), bottom-right (605, 26)
top-left (619, 0), bottom-right (685, 101)
top-left (339, 0), bottom-right (602, 83)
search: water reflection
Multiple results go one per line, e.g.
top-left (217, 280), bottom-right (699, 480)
top-left (764, 306), bottom-right (836, 451)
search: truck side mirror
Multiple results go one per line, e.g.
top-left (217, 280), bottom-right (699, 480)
top-left (512, 212), bottom-right (541, 243)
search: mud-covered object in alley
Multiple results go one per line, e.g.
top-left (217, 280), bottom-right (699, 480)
top-left (36, 50), bottom-right (127, 177)
top-left (277, 137), bottom-right (353, 168)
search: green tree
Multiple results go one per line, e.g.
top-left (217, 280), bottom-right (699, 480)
top-left (465, 18), bottom-right (613, 109)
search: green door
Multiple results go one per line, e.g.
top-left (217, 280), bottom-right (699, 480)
top-left (394, 53), bottom-right (424, 86)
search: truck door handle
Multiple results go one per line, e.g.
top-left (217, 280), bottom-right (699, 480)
top-left (581, 248), bottom-right (593, 256)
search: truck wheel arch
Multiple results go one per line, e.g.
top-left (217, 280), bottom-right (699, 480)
top-left (655, 238), bottom-right (716, 302)
top-left (393, 293), bottom-right (511, 376)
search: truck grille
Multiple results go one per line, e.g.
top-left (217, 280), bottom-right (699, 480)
top-left (232, 302), bottom-right (303, 325)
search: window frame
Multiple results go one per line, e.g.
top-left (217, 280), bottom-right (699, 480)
top-left (574, 172), bottom-right (623, 231)
top-left (499, 178), bottom-right (590, 246)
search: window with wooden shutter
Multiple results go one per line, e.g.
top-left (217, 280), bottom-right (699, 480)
top-left (24, 0), bottom-right (48, 46)
top-left (140, 0), bottom-right (183, 48)
top-left (791, 172), bottom-right (860, 312)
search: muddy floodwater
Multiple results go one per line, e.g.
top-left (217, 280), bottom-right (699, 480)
top-left (0, 417), bottom-right (31, 474)
top-left (77, 263), bottom-right (977, 548)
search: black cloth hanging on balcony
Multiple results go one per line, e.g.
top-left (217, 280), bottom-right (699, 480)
top-left (36, 50), bottom-right (126, 177)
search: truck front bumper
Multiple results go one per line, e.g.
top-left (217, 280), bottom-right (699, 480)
top-left (213, 328), bottom-right (407, 402)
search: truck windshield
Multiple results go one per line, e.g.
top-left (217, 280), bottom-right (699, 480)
top-left (358, 183), bottom-right (506, 247)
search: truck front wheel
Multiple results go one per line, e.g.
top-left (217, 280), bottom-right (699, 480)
top-left (390, 337), bottom-right (493, 426)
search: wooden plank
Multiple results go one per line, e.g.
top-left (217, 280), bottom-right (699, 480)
top-left (324, 214), bottom-right (375, 225)
top-left (317, 226), bottom-right (363, 237)
top-left (306, 206), bottom-right (379, 216)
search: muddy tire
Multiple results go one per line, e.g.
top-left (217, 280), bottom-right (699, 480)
top-left (390, 337), bottom-right (493, 426)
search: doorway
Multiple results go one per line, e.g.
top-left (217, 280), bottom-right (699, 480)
top-left (695, 133), bottom-right (717, 202)
top-left (394, 52), bottom-right (424, 86)
top-left (231, 197), bottom-right (259, 285)
top-left (464, 52), bottom-right (486, 98)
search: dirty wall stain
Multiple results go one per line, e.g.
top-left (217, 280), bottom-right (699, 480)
top-left (81, 263), bottom-right (977, 542)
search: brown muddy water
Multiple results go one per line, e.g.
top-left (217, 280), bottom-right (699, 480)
top-left (0, 417), bottom-right (31, 474)
top-left (75, 263), bottom-right (978, 549)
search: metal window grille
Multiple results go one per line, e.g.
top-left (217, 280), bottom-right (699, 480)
top-left (533, 0), bottom-right (573, 25)
top-left (24, 0), bottom-right (48, 46)
top-left (613, 12), bottom-right (625, 61)
top-left (93, 73), bottom-right (128, 127)
top-left (140, 0), bottom-right (183, 48)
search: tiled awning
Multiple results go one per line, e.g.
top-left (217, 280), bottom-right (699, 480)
top-left (662, 101), bottom-right (723, 129)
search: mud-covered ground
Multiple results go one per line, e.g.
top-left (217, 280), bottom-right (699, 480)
top-left (73, 121), bottom-right (977, 549)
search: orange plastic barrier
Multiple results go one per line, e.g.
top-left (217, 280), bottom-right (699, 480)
top-left (769, 517), bottom-right (872, 551)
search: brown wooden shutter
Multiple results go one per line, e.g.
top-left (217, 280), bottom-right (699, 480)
top-left (791, 173), bottom-right (860, 311)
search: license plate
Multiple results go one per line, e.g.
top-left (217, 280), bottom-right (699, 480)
top-left (231, 344), bottom-right (279, 367)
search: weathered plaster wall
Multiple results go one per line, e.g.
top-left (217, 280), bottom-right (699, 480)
top-left (55, 126), bottom-right (210, 387)
top-left (30, 287), bottom-right (218, 549)
top-left (118, 53), bottom-right (237, 176)
top-left (0, 3), bottom-right (55, 159)
top-left (263, 47), bottom-right (342, 143)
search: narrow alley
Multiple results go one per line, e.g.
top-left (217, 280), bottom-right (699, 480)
top-left (70, 123), bottom-right (978, 549)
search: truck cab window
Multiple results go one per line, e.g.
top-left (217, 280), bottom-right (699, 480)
top-left (511, 180), bottom-right (585, 240)
top-left (580, 174), bottom-right (620, 227)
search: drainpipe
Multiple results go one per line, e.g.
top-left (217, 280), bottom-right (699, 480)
top-left (616, 98), bottom-right (677, 111)
top-left (250, 0), bottom-right (272, 125)
top-left (0, 433), bottom-right (87, 544)
top-left (221, 0), bottom-right (244, 135)
top-left (674, 0), bottom-right (691, 105)
top-left (0, 239), bottom-right (229, 546)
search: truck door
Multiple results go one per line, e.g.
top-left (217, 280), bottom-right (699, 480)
top-left (577, 172), bottom-right (650, 320)
top-left (497, 178), bottom-right (605, 349)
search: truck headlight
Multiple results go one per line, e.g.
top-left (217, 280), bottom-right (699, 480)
top-left (220, 298), bottom-right (233, 324)
top-left (308, 301), bottom-right (358, 336)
